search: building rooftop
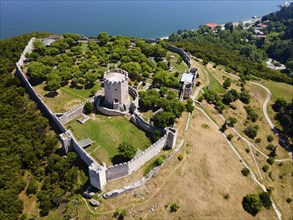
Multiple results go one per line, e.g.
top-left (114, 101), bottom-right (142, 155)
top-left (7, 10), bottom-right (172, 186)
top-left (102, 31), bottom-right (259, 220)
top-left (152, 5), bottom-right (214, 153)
top-left (78, 138), bottom-right (93, 148)
top-left (105, 72), bottom-right (126, 82)
top-left (181, 73), bottom-right (194, 84)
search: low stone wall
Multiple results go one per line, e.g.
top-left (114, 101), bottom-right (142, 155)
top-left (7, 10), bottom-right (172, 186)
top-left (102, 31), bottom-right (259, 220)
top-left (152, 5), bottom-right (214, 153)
top-left (130, 112), bottom-right (155, 133)
top-left (96, 96), bottom-right (128, 116)
top-left (129, 86), bottom-right (139, 113)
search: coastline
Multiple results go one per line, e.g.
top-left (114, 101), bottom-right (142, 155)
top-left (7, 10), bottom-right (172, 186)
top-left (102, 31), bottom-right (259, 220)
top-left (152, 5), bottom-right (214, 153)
top-left (158, 16), bottom-right (262, 40)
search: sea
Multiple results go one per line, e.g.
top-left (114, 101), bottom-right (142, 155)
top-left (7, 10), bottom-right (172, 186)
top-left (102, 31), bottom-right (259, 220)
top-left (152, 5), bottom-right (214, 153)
top-left (0, 0), bottom-right (285, 40)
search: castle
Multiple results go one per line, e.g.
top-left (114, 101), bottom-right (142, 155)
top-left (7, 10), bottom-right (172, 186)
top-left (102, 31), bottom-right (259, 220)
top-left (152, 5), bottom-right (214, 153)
top-left (15, 37), bottom-right (194, 191)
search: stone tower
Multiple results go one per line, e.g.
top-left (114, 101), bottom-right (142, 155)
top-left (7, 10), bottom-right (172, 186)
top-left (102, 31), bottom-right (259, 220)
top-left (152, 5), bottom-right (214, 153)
top-left (103, 69), bottom-right (129, 109)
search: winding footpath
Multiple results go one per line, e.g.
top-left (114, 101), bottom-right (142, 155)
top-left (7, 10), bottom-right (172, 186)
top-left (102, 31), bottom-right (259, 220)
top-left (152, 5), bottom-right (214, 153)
top-left (223, 71), bottom-right (291, 156)
top-left (194, 106), bottom-right (282, 220)
top-left (189, 57), bottom-right (293, 220)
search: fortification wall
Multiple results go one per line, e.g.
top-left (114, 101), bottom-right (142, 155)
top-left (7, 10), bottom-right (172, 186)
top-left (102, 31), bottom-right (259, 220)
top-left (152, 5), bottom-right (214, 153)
top-left (167, 44), bottom-right (191, 67)
top-left (16, 38), bottom-right (102, 187)
top-left (89, 163), bottom-right (107, 190)
top-left (70, 133), bottom-right (96, 166)
top-left (96, 96), bottom-right (128, 116)
top-left (130, 112), bottom-right (155, 133)
top-left (128, 134), bottom-right (167, 173)
top-left (15, 64), bottom-right (67, 133)
top-left (106, 163), bottom-right (129, 181)
top-left (128, 86), bottom-right (138, 113)
top-left (105, 133), bottom-right (168, 181)
top-left (142, 39), bottom-right (191, 67)
top-left (59, 96), bottom-right (95, 124)
top-left (17, 37), bottom-right (36, 66)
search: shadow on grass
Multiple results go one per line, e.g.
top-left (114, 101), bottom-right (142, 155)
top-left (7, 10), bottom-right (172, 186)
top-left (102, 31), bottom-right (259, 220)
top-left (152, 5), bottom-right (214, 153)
top-left (85, 83), bottom-right (94, 89)
top-left (44, 91), bottom-right (58, 98)
top-left (111, 155), bottom-right (129, 165)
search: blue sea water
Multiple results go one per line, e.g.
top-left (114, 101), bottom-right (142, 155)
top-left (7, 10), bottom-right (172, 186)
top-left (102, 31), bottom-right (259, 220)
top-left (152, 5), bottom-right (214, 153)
top-left (0, 1), bottom-right (284, 39)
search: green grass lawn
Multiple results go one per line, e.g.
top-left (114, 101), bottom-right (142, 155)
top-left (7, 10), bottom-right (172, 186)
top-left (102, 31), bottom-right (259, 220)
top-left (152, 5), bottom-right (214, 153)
top-left (207, 71), bottom-right (226, 94)
top-left (167, 51), bottom-right (189, 73)
top-left (33, 82), bottom-right (101, 112)
top-left (66, 114), bottom-right (152, 165)
top-left (261, 80), bottom-right (293, 102)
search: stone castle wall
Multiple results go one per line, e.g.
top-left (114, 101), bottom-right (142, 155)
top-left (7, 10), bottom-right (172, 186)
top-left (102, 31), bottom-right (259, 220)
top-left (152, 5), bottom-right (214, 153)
top-left (128, 133), bottom-right (168, 173)
top-left (59, 96), bottom-right (95, 124)
top-left (16, 37), bottom-right (180, 191)
top-left (96, 96), bottom-right (128, 116)
top-left (106, 133), bottom-right (168, 181)
top-left (15, 65), bottom-right (67, 134)
top-left (16, 38), bottom-right (106, 190)
top-left (167, 44), bottom-right (191, 67)
top-left (130, 112), bottom-right (155, 133)
top-left (143, 39), bottom-right (191, 67)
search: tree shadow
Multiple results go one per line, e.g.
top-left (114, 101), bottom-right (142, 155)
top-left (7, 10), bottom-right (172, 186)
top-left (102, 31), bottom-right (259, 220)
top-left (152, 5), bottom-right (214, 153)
top-left (85, 83), bottom-right (94, 89)
top-left (29, 78), bottom-right (44, 86)
top-left (61, 81), bottom-right (69, 87)
top-left (45, 91), bottom-right (58, 98)
top-left (111, 155), bottom-right (128, 165)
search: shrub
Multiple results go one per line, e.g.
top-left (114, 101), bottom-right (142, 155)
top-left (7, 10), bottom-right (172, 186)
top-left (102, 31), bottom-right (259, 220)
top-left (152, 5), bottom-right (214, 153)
top-left (262, 165), bottom-right (269, 172)
top-left (223, 193), bottom-right (230, 200)
top-left (118, 142), bottom-right (137, 160)
top-left (227, 134), bottom-right (234, 141)
top-left (154, 155), bottom-right (166, 166)
top-left (267, 135), bottom-right (274, 143)
top-left (267, 156), bottom-right (275, 165)
top-left (84, 102), bottom-right (94, 114)
top-left (170, 203), bottom-right (180, 212)
top-left (223, 78), bottom-right (232, 89)
top-left (26, 178), bottom-right (38, 196)
top-left (227, 117), bottom-right (237, 127)
top-left (244, 126), bottom-right (258, 139)
top-left (150, 129), bottom-right (161, 143)
top-left (245, 148), bottom-right (250, 153)
top-left (230, 104), bottom-right (237, 110)
top-left (178, 154), bottom-right (184, 161)
top-left (241, 168), bottom-right (250, 176)
top-left (286, 198), bottom-right (292, 204)
top-left (197, 95), bottom-right (204, 102)
top-left (266, 144), bottom-right (275, 150)
top-left (242, 194), bottom-right (262, 216)
top-left (255, 138), bottom-right (261, 143)
top-left (244, 106), bottom-right (258, 122)
top-left (185, 99), bottom-right (194, 112)
top-left (259, 192), bottom-right (272, 209)
top-left (113, 209), bottom-right (127, 220)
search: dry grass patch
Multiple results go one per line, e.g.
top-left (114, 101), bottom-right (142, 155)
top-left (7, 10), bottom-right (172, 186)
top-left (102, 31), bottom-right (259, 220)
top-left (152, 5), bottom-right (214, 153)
top-left (76, 109), bottom-right (276, 219)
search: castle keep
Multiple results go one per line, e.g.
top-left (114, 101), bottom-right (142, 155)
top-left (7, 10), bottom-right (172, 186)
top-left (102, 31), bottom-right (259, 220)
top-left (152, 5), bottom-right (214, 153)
top-left (103, 69), bottom-right (129, 110)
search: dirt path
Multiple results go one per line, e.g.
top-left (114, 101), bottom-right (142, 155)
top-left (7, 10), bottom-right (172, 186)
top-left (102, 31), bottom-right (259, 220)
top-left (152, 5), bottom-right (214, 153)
top-left (194, 106), bottom-right (282, 220)
top-left (223, 71), bottom-right (291, 156)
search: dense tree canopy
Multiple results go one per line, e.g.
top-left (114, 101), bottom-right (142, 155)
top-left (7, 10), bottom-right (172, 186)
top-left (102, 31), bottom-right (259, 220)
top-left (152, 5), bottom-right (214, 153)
top-left (0, 33), bottom-right (84, 219)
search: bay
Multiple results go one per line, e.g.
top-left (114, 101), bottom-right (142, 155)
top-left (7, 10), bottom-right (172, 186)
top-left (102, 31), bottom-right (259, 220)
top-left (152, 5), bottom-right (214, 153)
top-left (1, 1), bottom-right (284, 39)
